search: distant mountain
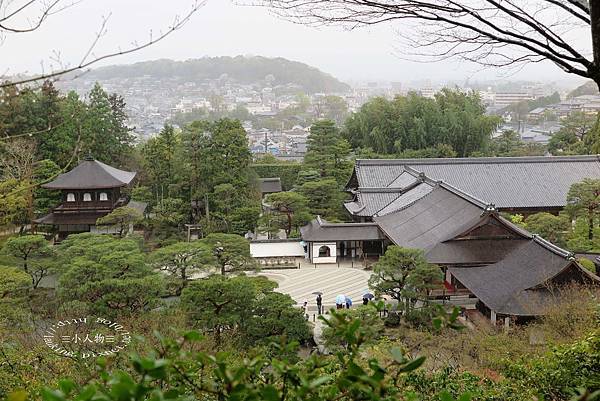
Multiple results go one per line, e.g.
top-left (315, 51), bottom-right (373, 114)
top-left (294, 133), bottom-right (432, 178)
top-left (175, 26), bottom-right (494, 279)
top-left (80, 56), bottom-right (351, 94)
top-left (568, 80), bottom-right (599, 98)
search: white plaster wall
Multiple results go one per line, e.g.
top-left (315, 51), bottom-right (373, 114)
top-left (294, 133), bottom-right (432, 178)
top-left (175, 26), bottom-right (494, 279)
top-left (311, 242), bottom-right (337, 264)
top-left (250, 241), bottom-right (305, 258)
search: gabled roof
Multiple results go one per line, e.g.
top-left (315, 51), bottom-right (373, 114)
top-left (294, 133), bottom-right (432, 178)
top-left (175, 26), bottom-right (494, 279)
top-left (370, 173), bottom-right (600, 315)
top-left (427, 238), bottom-right (527, 266)
top-left (258, 177), bottom-right (282, 194)
top-left (449, 239), bottom-right (598, 316)
top-left (373, 184), bottom-right (486, 251)
top-left (43, 159), bottom-right (136, 190)
top-left (348, 155), bottom-right (600, 211)
top-left (300, 216), bottom-right (385, 242)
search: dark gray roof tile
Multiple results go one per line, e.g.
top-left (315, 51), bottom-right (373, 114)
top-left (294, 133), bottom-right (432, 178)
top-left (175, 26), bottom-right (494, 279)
top-left (43, 159), bottom-right (136, 189)
top-left (352, 155), bottom-right (600, 209)
top-left (258, 178), bottom-right (282, 194)
top-left (300, 217), bottom-right (385, 241)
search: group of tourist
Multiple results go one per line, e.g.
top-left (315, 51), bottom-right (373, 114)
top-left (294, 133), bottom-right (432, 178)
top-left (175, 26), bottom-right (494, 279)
top-left (301, 293), bottom-right (373, 317)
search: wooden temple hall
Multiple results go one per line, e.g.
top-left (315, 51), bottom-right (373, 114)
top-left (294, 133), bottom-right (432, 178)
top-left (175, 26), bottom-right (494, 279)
top-left (300, 156), bottom-right (600, 324)
top-left (34, 157), bottom-right (145, 240)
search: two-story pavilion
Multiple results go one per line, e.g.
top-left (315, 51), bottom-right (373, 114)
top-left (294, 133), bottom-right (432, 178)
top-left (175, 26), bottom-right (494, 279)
top-left (34, 158), bottom-right (141, 239)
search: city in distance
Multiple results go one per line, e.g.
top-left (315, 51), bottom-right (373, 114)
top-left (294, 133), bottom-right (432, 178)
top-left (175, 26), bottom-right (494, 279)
top-left (1, 1), bottom-right (600, 401)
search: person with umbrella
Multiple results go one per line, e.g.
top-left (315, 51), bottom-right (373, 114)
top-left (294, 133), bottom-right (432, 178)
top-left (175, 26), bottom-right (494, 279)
top-left (345, 297), bottom-right (353, 309)
top-left (335, 294), bottom-right (346, 309)
top-left (362, 292), bottom-right (374, 305)
top-left (313, 291), bottom-right (323, 315)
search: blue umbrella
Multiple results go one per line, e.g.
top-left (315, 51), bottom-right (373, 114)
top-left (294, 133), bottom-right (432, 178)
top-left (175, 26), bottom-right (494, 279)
top-left (335, 294), bottom-right (346, 304)
top-left (363, 293), bottom-right (375, 300)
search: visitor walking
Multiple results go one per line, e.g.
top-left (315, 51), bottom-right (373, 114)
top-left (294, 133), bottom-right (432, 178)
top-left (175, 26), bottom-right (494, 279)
top-left (346, 297), bottom-right (352, 309)
top-left (316, 294), bottom-right (323, 315)
top-left (335, 294), bottom-right (345, 309)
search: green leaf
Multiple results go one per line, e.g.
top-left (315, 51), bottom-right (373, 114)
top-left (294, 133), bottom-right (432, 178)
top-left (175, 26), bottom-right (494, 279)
top-left (260, 385), bottom-right (280, 401)
top-left (308, 375), bottom-right (332, 389)
top-left (183, 330), bottom-right (203, 342)
top-left (399, 356), bottom-right (426, 373)
top-left (74, 386), bottom-right (97, 401)
top-left (57, 379), bottom-right (76, 395)
top-left (439, 391), bottom-right (455, 401)
top-left (40, 389), bottom-right (66, 401)
top-left (110, 382), bottom-right (133, 401)
top-left (458, 393), bottom-right (472, 401)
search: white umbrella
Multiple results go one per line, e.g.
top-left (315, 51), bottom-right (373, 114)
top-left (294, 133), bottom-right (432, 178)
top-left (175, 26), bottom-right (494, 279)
top-left (335, 294), bottom-right (346, 304)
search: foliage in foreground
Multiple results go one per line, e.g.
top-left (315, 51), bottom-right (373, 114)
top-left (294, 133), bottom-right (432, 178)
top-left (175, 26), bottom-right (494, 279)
top-left (10, 305), bottom-right (447, 401)
top-left (7, 304), bottom-right (600, 401)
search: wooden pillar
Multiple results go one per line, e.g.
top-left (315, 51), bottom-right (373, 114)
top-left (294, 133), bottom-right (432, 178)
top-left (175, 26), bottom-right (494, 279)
top-left (490, 310), bottom-right (497, 324)
top-left (503, 316), bottom-right (510, 332)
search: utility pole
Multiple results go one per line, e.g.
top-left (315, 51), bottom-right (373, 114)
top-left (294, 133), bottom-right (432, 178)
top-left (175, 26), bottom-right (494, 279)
top-left (264, 130), bottom-right (268, 154)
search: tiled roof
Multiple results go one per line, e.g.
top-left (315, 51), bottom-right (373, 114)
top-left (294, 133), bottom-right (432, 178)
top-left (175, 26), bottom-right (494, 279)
top-left (34, 211), bottom-right (110, 225)
top-left (43, 159), bottom-right (136, 190)
top-left (373, 185), bottom-right (485, 251)
top-left (448, 239), bottom-right (596, 316)
top-left (349, 155), bottom-right (600, 210)
top-left (258, 177), bottom-right (282, 194)
top-left (309, 166), bottom-right (598, 316)
top-left (427, 238), bottom-right (527, 265)
top-left (299, 216), bottom-right (385, 242)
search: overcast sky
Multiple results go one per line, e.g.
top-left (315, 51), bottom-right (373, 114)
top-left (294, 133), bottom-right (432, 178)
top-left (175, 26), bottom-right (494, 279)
top-left (0, 0), bottom-right (591, 86)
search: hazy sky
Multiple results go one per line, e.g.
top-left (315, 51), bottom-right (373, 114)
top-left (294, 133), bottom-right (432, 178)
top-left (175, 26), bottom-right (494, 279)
top-left (0, 0), bottom-right (591, 86)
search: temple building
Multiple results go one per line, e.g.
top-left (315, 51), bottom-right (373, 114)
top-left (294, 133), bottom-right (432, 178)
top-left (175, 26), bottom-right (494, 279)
top-left (34, 158), bottom-right (144, 239)
top-left (258, 177), bottom-right (282, 197)
top-left (300, 217), bottom-right (387, 264)
top-left (345, 155), bottom-right (600, 219)
top-left (300, 159), bottom-right (600, 323)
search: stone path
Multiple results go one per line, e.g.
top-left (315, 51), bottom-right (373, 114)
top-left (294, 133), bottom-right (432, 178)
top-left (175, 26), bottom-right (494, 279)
top-left (255, 266), bottom-right (371, 308)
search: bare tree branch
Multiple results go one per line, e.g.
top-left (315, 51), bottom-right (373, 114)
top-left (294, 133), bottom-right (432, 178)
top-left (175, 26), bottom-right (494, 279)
top-left (254, 0), bottom-right (599, 85)
top-left (0, 0), bottom-right (63, 33)
top-left (0, 0), bottom-right (205, 88)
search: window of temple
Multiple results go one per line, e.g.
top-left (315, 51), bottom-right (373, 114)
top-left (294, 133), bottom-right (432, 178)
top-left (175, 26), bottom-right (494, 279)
top-left (66, 193), bottom-right (76, 202)
top-left (318, 245), bottom-right (331, 257)
top-left (83, 193), bottom-right (92, 202)
top-left (99, 192), bottom-right (108, 201)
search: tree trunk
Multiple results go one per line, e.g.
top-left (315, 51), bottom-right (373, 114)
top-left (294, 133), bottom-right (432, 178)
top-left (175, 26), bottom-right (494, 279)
top-left (590, 0), bottom-right (600, 89)
top-left (205, 194), bottom-right (210, 223)
top-left (286, 212), bottom-right (292, 237)
top-left (589, 208), bottom-right (595, 240)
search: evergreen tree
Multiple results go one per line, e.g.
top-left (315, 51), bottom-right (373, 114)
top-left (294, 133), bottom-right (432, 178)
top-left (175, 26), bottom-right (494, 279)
top-left (304, 119), bottom-right (352, 184)
top-left (82, 83), bottom-right (133, 163)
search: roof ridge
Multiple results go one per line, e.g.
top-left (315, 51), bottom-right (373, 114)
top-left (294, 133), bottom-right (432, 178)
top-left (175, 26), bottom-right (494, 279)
top-left (320, 221), bottom-right (380, 228)
top-left (374, 182), bottom-right (439, 216)
top-left (94, 159), bottom-right (136, 181)
top-left (356, 155), bottom-right (600, 166)
top-left (437, 181), bottom-right (488, 209)
top-left (531, 234), bottom-right (574, 259)
top-left (373, 179), bottom-right (435, 217)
